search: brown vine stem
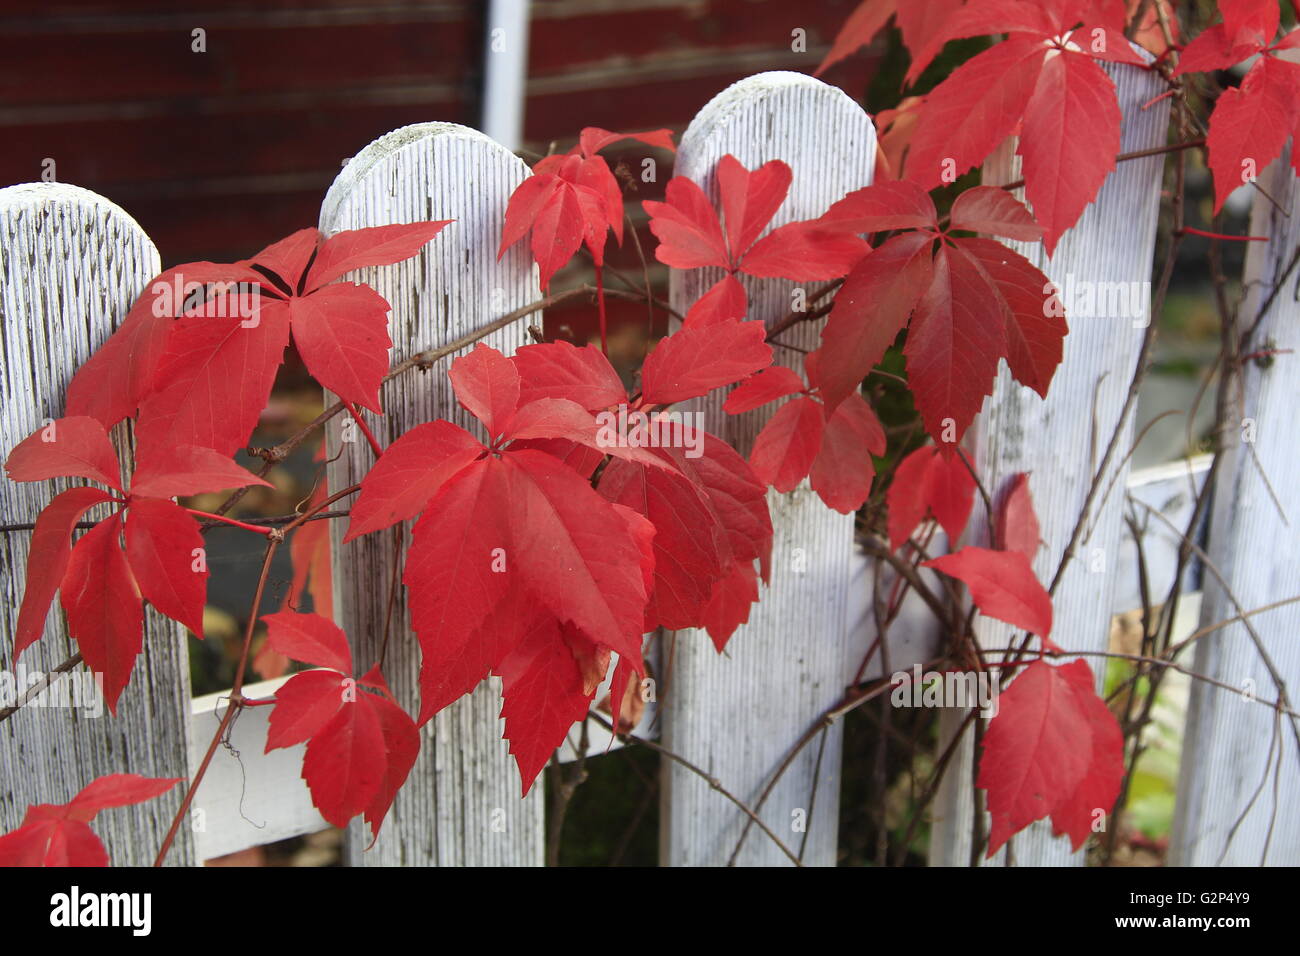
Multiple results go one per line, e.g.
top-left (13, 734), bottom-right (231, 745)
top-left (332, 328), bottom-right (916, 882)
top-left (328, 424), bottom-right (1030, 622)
top-left (997, 138), bottom-right (1204, 194)
top-left (153, 483), bottom-right (360, 866)
top-left (0, 653), bottom-right (83, 722)
top-left (583, 709), bottom-right (804, 866)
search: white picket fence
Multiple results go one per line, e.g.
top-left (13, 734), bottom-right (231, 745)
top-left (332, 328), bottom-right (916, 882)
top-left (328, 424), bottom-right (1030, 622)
top-left (1, 69), bottom-right (1297, 867)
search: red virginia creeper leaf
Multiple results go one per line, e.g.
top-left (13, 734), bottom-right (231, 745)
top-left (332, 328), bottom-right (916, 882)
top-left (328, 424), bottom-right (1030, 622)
top-left (60, 515), bottom-right (141, 714)
top-left (5, 416), bottom-right (122, 490)
top-left (640, 319), bottom-right (773, 405)
top-left (924, 546), bottom-right (1053, 638)
top-left (748, 396), bottom-right (826, 493)
top-left (13, 487), bottom-right (112, 661)
top-left (809, 392), bottom-right (886, 513)
top-left (345, 420), bottom-right (483, 540)
top-left (262, 609), bottom-right (353, 673)
top-left (978, 659), bottom-right (1123, 855)
top-left (124, 497), bottom-right (207, 637)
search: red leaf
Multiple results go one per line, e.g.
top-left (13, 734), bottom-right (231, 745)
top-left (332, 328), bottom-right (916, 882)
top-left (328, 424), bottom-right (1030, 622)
top-left (578, 127), bottom-right (676, 158)
top-left (65, 262), bottom-right (264, 428)
top-left (13, 487), bottom-right (111, 660)
top-left (898, 0), bottom-right (968, 83)
top-left (262, 610), bottom-right (353, 673)
top-left (815, 0), bottom-right (897, 75)
top-left (1205, 56), bottom-right (1299, 213)
top-left (723, 366), bottom-right (807, 414)
top-left (995, 472), bottom-right (1041, 560)
top-left (530, 180), bottom-right (589, 290)
top-left (905, 37), bottom-right (1047, 189)
top-left (60, 516), bottom-right (142, 713)
top-left (748, 396), bottom-right (826, 493)
top-left (740, 221), bottom-right (870, 280)
top-left (131, 444), bottom-right (272, 499)
top-left (1018, 50), bottom-right (1120, 254)
top-left (886, 445), bottom-right (976, 550)
top-left (904, 244), bottom-right (1006, 445)
top-left (701, 559), bottom-right (760, 652)
top-left (978, 659), bottom-right (1123, 854)
top-left (663, 433), bottom-right (774, 574)
top-left (948, 186), bottom-right (1043, 242)
top-left (716, 155), bottom-right (792, 260)
top-left (955, 238), bottom-right (1066, 397)
top-left (362, 692), bottom-right (420, 839)
top-left (505, 450), bottom-right (651, 666)
top-left (406, 459), bottom-right (519, 723)
top-left (449, 343), bottom-right (521, 438)
top-left (499, 176), bottom-right (561, 258)
top-left (135, 303), bottom-right (291, 458)
top-left (809, 392), bottom-right (886, 513)
top-left (815, 232), bottom-right (933, 412)
top-left (265, 669), bottom-right (347, 751)
top-left (642, 176), bottom-right (730, 270)
top-left (1173, 23), bottom-right (1254, 74)
top-left (1220, 0), bottom-right (1279, 50)
top-left (640, 320), bottom-right (773, 405)
top-left (250, 227), bottom-right (320, 287)
top-left (304, 221), bottom-right (452, 291)
top-left (497, 615), bottom-right (595, 794)
top-left (0, 775), bottom-right (179, 867)
top-left (924, 546), bottom-right (1053, 638)
top-left (345, 420), bottom-right (483, 540)
top-left (301, 694), bottom-right (386, 828)
top-left (606, 653), bottom-right (641, 733)
top-left (284, 478), bottom-right (333, 618)
top-left (682, 275), bottom-right (749, 329)
top-left (820, 180), bottom-right (939, 233)
top-left (512, 340), bottom-right (626, 411)
top-left (5, 416), bottom-right (122, 490)
top-left (290, 283), bottom-right (393, 413)
top-left (124, 497), bottom-right (207, 636)
top-left (598, 456), bottom-right (726, 631)
top-left (65, 774), bottom-right (182, 820)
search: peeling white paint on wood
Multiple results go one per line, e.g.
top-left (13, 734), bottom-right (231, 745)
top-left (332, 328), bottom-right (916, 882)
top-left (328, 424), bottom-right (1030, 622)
top-left (320, 123), bottom-right (544, 866)
top-left (0, 183), bottom-right (195, 866)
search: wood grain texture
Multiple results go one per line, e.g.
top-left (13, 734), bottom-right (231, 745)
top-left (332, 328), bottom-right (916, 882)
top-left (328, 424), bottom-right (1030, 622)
top-left (661, 71), bottom-right (876, 867)
top-left (0, 183), bottom-right (195, 866)
top-left (319, 123), bottom-right (544, 866)
top-left (1170, 152), bottom-right (1300, 866)
top-left (928, 57), bottom-right (1170, 866)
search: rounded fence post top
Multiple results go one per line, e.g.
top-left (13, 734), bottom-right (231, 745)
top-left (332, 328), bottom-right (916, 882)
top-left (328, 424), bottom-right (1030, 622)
top-left (0, 181), bottom-right (150, 233)
top-left (320, 122), bottom-right (529, 232)
top-left (681, 70), bottom-right (870, 149)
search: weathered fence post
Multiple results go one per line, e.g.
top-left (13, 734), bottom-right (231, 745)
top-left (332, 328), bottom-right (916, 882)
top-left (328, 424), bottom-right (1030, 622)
top-left (928, 56), bottom-right (1170, 866)
top-left (662, 71), bottom-right (876, 867)
top-left (0, 183), bottom-right (195, 865)
top-left (320, 123), bottom-right (543, 866)
top-left (1170, 150), bottom-right (1300, 865)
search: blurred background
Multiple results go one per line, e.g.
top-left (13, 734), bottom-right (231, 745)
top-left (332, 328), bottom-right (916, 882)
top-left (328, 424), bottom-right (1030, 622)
top-left (2, 0), bottom-right (1267, 865)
